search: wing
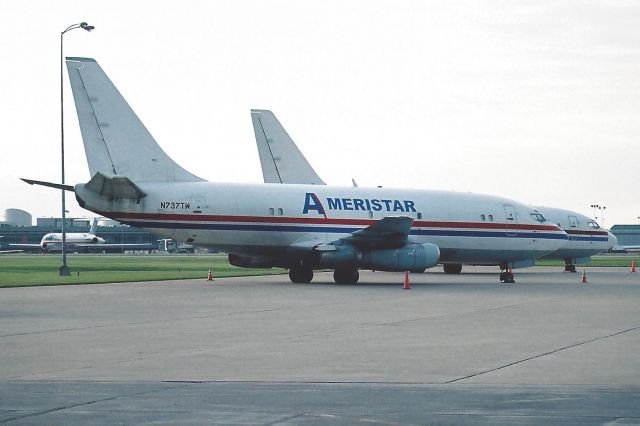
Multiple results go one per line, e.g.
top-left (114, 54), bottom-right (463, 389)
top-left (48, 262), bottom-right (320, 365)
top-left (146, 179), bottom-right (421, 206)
top-left (251, 110), bottom-right (326, 185)
top-left (317, 216), bottom-right (414, 250)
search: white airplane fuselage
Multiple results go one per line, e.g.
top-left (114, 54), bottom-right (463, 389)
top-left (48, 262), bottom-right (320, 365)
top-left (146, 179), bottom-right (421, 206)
top-left (76, 181), bottom-right (567, 268)
top-left (536, 207), bottom-right (617, 263)
top-left (40, 232), bottom-right (105, 251)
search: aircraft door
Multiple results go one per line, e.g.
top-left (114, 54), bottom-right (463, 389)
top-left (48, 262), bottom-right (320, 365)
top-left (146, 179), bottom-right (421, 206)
top-left (503, 204), bottom-right (518, 237)
top-left (568, 215), bottom-right (579, 229)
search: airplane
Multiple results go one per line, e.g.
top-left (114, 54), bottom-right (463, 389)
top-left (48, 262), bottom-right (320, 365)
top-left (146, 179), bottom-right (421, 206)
top-left (23, 57), bottom-right (568, 284)
top-left (611, 245), bottom-right (640, 253)
top-left (534, 207), bottom-right (616, 272)
top-left (8, 218), bottom-right (146, 252)
top-left (250, 110), bottom-right (617, 274)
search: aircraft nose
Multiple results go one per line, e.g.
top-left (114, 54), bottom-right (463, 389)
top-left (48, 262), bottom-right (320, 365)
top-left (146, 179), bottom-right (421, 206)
top-left (607, 231), bottom-right (618, 249)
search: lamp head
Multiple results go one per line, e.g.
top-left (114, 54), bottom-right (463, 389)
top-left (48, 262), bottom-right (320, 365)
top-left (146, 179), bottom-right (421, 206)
top-left (80, 22), bottom-right (95, 31)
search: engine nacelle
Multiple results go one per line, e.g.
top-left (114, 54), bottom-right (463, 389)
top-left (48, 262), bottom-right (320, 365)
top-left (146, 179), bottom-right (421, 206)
top-left (318, 243), bottom-right (440, 272)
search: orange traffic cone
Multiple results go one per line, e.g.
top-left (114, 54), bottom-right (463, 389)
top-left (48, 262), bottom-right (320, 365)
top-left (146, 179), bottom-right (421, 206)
top-left (207, 268), bottom-right (214, 281)
top-left (403, 271), bottom-right (410, 290)
top-left (581, 270), bottom-right (588, 283)
top-left (631, 259), bottom-right (636, 273)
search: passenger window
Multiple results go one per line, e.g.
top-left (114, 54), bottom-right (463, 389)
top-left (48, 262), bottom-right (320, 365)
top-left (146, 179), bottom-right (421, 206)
top-left (481, 214), bottom-right (486, 221)
top-left (417, 212), bottom-right (422, 219)
top-left (488, 214), bottom-right (493, 221)
top-left (268, 208), bottom-right (275, 215)
top-left (369, 211), bottom-right (374, 219)
top-left (277, 208), bottom-right (283, 216)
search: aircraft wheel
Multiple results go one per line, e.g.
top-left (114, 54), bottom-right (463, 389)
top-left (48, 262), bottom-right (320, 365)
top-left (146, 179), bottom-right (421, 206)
top-left (443, 263), bottom-right (463, 274)
top-left (500, 271), bottom-right (515, 284)
top-left (564, 264), bottom-right (577, 273)
top-left (289, 266), bottom-right (313, 283)
top-left (334, 268), bottom-right (359, 284)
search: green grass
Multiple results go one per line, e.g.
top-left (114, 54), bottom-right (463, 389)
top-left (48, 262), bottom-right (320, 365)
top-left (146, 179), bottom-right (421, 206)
top-left (535, 255), bottom-right (639, 268)
top-left (0, 254), bottom-right (285, 288)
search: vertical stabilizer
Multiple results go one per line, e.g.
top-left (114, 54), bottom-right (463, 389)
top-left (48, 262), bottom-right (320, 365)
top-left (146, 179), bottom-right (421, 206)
top-left (251, 110), bottom-right (325, 185)
top-left (65, 57), bottom-right (203, 183)
top-left (89, 218), bottom-right (97, 235)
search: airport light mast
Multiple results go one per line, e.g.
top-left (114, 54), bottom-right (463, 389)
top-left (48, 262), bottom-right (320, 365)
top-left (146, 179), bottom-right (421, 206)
top-left (590, 204), bottom-right (606, 227)
top-left (60, 22), bottom-right (94, 276)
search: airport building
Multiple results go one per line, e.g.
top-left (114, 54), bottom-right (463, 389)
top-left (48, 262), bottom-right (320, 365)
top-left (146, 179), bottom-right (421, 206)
top-left (610, 224), bottom-right (640, 247)
top-left (0, 214), bottom-right (161, 253)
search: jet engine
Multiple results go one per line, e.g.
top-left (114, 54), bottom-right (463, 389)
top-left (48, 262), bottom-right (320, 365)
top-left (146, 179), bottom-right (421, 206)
top-left (317, 243), bottom-right (440, 272)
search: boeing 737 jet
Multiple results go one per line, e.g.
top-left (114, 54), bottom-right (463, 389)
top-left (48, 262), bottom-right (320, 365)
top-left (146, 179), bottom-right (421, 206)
top-left (250, 110), bottom-right (617, 275)
top-left (24, 57), bottom-right (568, 284)
top-left (534, 207), bottom-right (616, 272)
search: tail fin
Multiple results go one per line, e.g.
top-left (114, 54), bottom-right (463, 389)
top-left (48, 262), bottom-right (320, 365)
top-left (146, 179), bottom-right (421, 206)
top-left (65, 57), bottom-right (203, 183)
top-left (89, 218), bottom-right (97, 234)
top-left (251, 110), bottom-right (325, 185)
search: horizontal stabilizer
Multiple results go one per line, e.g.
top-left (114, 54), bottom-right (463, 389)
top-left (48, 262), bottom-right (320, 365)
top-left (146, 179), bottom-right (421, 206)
top-left (84, 172), bottom-right (147, 200)
top-left (20, 178), bottom-right (74, 191)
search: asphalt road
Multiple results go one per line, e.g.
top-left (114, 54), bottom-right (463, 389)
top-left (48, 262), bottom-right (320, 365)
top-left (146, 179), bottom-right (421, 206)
top-left (1, 266), bottom-right (639, 424)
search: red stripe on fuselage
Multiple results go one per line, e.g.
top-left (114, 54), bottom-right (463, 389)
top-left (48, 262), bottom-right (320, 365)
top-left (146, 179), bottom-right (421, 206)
top-left (96, 210), bottom-right (564, 232)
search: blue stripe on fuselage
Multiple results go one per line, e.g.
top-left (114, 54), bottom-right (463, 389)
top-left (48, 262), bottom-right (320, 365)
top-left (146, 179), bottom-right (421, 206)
top-left (120, 220), bottom-right (568, 240)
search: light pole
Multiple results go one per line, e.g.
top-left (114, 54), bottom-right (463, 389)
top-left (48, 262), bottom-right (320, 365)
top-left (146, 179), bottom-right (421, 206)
top-left (60, 21), bottom-right (94, 276)
top-left (590, 204), bottom-right (606, 227)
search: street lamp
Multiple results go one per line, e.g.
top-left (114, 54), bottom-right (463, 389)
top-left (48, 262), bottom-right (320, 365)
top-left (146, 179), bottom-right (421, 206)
top-left (59, 22), bottom-right (94, 276)
top-left (590, 204), bottom-right (606, 227)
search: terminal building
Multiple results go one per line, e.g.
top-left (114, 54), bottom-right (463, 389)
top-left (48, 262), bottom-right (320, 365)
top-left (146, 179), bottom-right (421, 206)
top-left (0, 209), bottom-right (160, 253)
top-left (610, 224), bottom-right (640, 248)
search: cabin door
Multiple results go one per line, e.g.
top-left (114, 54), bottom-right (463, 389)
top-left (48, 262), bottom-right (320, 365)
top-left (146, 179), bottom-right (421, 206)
top-left (504, 204), bottom-right (518, 237)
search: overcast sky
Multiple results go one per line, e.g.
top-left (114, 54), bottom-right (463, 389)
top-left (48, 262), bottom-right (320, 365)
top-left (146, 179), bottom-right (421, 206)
top-left (1, 0), bottom-right (638, 227)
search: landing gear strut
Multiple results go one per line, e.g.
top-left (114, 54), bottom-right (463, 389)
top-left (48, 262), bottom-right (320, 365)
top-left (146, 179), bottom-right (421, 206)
top-left (333, 268), bottom-right (359, 284)
top-left (499, 269), bottom-right (515, 284)
top-left (289, 265), bottom-right (314, 283)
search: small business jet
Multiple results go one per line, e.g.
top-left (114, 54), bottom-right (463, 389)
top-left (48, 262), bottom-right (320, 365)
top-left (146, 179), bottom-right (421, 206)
top-left (250, 110), bottom-right (617, 275)
top-left (23, 57), bottom-right (568, 284)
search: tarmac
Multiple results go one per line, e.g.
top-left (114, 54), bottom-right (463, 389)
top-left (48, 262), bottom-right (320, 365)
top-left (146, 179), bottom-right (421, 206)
top-left (1, 266), bottom-right (639, 424)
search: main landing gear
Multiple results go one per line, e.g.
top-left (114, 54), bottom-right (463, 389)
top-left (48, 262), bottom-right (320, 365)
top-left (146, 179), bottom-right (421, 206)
top-left (564, 262), bottom-right (577, 273)
top-left (288, 264), bottom-right (314, 283)
top-left (499, 268), bottom-right (515, 284)
top-left (443, 263), bottom-right (463, 274)
top-left (333, 268), bottom-right (359, 284)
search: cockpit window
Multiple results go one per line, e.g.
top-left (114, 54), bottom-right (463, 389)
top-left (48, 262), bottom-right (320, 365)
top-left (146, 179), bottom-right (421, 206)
top-left (530, 213), bottom-right (547, 223)
top-left (588, 221), bottom-right (600, 229)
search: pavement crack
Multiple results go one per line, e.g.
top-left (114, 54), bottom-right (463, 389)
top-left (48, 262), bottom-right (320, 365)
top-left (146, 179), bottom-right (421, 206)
top-left (446, 325), bottom-right (640, 383)
top-left (0, 383), bottom-right (185, 424)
